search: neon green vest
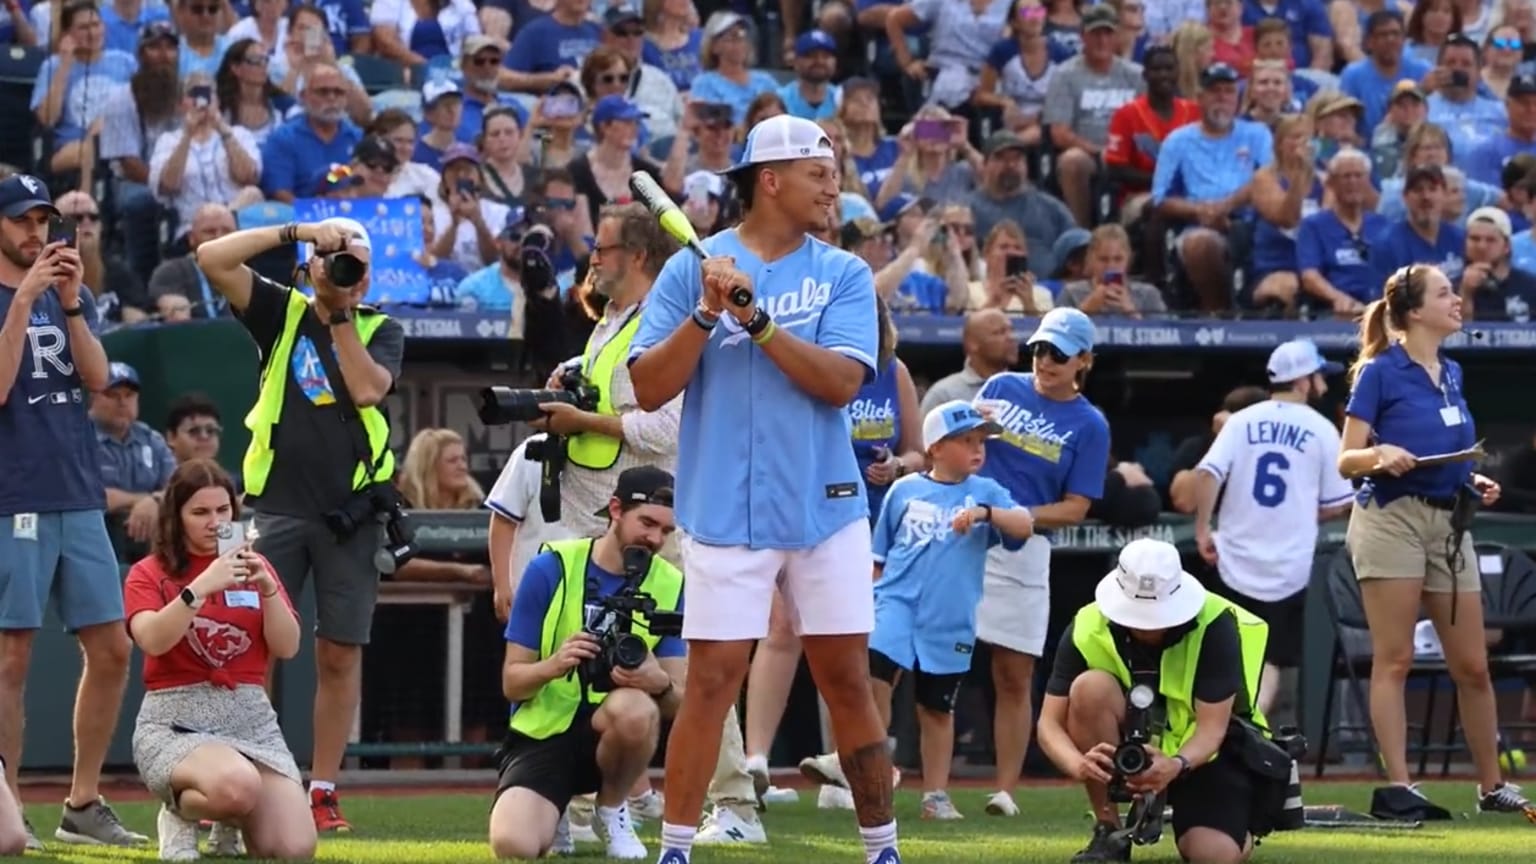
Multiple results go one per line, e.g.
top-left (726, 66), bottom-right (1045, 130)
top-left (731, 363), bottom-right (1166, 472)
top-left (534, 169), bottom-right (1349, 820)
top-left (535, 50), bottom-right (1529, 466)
top-left (1072, 595), bottom-right (1269, 758)
top-left (509, 538), bottom-right (684, 739)
top-left (242, 290), bottom-right (394, 497)
top-left (566, 312), bottom-right (643, 471)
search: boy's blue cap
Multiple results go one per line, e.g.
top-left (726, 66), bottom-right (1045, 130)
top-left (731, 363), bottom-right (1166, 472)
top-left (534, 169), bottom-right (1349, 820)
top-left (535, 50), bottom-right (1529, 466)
top-left (922, 400), bottom-right (1003, 450)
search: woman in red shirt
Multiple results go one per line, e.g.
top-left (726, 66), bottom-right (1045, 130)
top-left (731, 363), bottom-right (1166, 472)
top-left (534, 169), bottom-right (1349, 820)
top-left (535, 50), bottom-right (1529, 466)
top-left (123, 460), bottom-right (315, 861)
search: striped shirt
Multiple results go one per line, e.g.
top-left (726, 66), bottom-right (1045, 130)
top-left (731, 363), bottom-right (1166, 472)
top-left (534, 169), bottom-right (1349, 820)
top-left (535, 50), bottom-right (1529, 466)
top-left (148, 127), bottom-right (263, 239)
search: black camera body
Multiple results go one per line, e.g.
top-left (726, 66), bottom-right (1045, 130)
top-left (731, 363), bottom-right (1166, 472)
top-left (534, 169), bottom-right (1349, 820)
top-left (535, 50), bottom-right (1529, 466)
top-left (1109, 683), bottom-right (1157, 804)
top-left (478, 366), bottom-right (601, 427)
top-left (322, 251), bottom-right (367, 288)
top-left (324, 483), bottom-right (419, 574)
top-left (580, 547), bottom-right (684, 693)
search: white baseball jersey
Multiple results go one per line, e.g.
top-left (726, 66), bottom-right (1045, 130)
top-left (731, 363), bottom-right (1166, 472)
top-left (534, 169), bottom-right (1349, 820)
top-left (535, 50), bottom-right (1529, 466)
top-left (485, 435), bottom-right (573, 587)
top-left (1196, 400), bottom-right (1354, 601)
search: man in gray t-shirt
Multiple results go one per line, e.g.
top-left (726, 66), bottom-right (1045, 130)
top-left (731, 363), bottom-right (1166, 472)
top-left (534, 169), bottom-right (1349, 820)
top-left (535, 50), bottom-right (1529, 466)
top-left (968, 133), bottom-right (1078, 278)
top-left (1041, 4), bottom-right (1144, 226)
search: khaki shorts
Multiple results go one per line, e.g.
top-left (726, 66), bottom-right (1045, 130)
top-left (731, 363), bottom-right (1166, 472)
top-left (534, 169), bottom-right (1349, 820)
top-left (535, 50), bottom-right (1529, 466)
top-left (1346, 496), bottom-right (1478, 593)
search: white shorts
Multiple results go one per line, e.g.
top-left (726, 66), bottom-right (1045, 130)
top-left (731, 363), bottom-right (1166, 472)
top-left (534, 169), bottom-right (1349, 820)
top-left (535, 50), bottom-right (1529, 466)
top-left (974, 535), bottom-right (1053, 657)
top-left (678, 519), bottom-right (875, 642)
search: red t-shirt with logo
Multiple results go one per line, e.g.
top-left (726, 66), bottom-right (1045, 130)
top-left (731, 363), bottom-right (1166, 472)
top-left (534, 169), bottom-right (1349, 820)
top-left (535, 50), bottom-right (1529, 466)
top-left (1104, 95), bottom-right (1202, 194)
top-left (124, 553), bottom-right (296, 691)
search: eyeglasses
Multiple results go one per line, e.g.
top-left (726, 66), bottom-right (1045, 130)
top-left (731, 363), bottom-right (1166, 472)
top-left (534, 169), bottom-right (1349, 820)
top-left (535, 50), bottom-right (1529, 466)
top-left (1492, 36), bottom-right (1524, 50)
top-left (1031, 341), bottom-right (1071, 365)
top-left (241, 53), bottom-right (269, 66)
top-left (310, 86), bottom-right (347, 99)
top-left (183, 423), bottom-right (222, 438)
top-left (361, 160), bottom-right (396, 174)
top-left (69, 212), bottom-right (101, 222)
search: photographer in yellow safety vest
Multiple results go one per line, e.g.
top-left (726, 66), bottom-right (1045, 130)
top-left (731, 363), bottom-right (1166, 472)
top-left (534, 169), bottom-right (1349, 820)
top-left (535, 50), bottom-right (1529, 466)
top-left (1036, 539), bottom-right (1278, 864)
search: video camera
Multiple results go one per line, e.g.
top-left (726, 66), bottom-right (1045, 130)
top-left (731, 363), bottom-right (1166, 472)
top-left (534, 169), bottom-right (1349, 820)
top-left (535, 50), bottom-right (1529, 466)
top-left (324, 483), bottom-right (419, 574)
top-left (477, 366), bottom-right (602, 524)
top-left (580, 546), bottom-right (684, 693)
top-left (1108, 683), bottom-right (1157, 804)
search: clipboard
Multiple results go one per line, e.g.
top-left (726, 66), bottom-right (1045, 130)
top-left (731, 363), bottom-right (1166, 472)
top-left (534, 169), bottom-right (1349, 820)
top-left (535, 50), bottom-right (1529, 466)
top-left (1412, 440), bottom-right (1487, 468)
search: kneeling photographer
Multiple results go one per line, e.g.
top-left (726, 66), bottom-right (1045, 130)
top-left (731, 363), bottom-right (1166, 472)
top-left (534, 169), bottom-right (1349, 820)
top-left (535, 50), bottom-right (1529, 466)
top-left (490, 467), bottom-right (685, 861)
top-left (1037, 539), bottom-right (1303, 864)
top-left (194, 216), bottom-right (407, 833)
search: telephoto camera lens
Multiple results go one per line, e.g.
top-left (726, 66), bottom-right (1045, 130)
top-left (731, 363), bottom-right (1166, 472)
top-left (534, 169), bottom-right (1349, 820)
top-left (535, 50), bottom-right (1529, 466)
top-left (609, 633), bottom-right (648, 671)
top-left (325, 252), bottom-right (367, 287)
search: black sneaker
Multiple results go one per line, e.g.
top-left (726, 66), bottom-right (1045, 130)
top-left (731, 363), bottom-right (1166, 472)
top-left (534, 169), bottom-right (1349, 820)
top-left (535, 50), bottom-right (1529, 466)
top-left (1477, 782), bottom-right (1535, 819)
top-left (1369, 784), bottom-right (1451, 822)
top-left (1126, 792), bottom-right (1165, 846)
top-left (1071, 821), bottom-right (1132, 863)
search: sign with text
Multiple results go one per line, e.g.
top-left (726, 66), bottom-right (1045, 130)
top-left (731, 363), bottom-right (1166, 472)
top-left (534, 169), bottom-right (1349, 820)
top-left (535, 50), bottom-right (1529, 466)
top-left (291, 197), bottom-right (430, 305)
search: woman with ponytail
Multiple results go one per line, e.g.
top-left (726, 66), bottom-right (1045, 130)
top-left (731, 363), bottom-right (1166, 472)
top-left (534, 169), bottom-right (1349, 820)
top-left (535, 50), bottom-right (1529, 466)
top-left (1337, 264), bottom-right (1531, 822)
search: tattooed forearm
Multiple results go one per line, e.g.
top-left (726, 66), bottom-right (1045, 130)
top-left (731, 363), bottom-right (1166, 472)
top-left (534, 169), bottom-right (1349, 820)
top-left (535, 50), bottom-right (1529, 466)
top-left (839, 740), bottom-right (894, 826)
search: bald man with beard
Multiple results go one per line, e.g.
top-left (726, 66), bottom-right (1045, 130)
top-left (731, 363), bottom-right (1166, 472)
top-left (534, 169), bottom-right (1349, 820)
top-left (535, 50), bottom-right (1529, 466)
top-left (919, 309), bottom-right (1020, 414)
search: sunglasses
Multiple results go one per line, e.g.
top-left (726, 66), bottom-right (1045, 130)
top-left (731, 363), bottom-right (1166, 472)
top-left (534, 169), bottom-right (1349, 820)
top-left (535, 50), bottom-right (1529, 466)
top-left (544, 197), bottom-right (577, 210)
top-left (70, 212), bottom-right (101, 223)
top-left (1031, 341), bottom-right (1071, 365)
top-left (361, 160), bottom-right (396, 173)
top-left (613, 26), bottom-right (644, 37)
top-left (1492, 36), bottom-right (1524, 50)
top-left (597, 72), bottom-right (630, 86)
top-left (1017, 6), bottom-right (1047, 19)
top-left (242, 53), bottom-right (269, 66)
top-left (183, 423), bottom-right (222, 438)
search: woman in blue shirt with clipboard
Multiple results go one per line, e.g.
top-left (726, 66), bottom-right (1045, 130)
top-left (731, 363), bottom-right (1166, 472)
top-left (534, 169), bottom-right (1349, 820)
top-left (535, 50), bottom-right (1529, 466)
top-left (1337, 263), bottom-right (1532, 821)
top-left (970, 307), bottom-right (1109, 818)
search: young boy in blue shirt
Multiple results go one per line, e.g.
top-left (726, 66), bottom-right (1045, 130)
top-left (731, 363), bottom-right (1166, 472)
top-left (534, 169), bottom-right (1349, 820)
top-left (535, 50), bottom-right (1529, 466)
top-left (868, 400), bottom-right (1036, 820)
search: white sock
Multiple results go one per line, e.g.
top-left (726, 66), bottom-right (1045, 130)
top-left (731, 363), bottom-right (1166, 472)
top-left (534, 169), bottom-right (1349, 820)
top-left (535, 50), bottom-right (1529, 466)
top-left (660, 822), bottom-right (695, 859)
top-left (597, 804), bottom-right (623, 823)
top-left (860, 821), bottom-right (897, 863)
top-left (309, 780), bottom-right (335, 795)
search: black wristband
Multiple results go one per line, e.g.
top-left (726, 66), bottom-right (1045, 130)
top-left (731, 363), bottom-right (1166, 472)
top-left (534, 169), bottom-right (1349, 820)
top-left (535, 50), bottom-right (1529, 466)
top-left (279, 222), bottom-right (299, 244)
top-left (744, 307), bottom-right (771, 337)
top-left (691, 307), bottom-right (717, 332)
top-left (980, 504), bottom-right (992, 522)
top-left (63, 304), bottom-right (84, 318)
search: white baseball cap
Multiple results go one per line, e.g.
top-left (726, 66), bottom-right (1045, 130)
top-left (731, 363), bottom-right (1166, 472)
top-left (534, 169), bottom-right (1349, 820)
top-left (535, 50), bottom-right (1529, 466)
top-left (1094, 539), bottom-right (1207, 630)
top-left (921, 400), bottom-right (1003, 450)
top-left (303, 217), bottom-right (372, 261)
top-left (1467, 206), bottom-right (1513, 240)
top-left (1266, 338), bottom-right (1342, 384)
top-left (722, 115), bottom-right (836, 176)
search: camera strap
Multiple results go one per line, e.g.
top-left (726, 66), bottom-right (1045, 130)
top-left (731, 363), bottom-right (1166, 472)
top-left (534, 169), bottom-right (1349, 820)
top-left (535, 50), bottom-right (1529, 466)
top-left (307, 311), bottom-right (385, 492)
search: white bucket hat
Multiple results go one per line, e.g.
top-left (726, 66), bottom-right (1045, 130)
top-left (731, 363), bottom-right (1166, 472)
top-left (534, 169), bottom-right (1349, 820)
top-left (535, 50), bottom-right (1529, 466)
top-left (1094, 539), bottom-right (1207, 630)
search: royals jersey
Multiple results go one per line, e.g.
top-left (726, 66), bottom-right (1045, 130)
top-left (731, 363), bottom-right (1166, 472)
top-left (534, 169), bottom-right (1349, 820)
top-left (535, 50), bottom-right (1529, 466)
top-left (1196, 399), bottom-right (1353, 601)
top-left (0, 286), bottom-right (105, 515)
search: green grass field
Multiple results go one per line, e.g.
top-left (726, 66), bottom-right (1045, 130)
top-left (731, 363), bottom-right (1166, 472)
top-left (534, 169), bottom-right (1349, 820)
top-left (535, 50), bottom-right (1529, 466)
top-left (6, 781), bottom-right (1535, 863)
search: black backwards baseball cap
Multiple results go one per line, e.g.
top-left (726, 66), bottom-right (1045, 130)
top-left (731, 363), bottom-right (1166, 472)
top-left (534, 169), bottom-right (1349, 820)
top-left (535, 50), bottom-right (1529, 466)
top-left (596, 465), bottom-right (676, 516)
top-left (0, 174), bottom-right (58, 218)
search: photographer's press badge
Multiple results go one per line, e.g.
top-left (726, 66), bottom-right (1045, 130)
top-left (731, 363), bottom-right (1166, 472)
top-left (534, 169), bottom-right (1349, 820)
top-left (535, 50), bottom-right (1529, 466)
top-left (585, 604), bottom-right (615, 633)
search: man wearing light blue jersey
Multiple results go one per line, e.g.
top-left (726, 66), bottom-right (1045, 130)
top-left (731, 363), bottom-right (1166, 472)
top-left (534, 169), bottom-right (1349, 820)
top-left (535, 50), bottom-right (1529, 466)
top-left (629, 114), bottom-right (899, 864)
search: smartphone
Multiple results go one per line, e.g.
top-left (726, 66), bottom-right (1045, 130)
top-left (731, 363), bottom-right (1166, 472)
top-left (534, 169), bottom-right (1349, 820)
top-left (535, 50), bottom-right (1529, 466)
top-left (545, 93), bottom-right (581, 119)
top-left (456, 178), bottom-right (477, 196)
top-left (302, 27), bottom-right (323, 57)
top-left (1005, 254), bottom-right (1030, 278)
top-left (933, 225), bottom-right (949, 246)
top-left (189, 84), bottom-right (212, 109)
top-left (216, 521), bottom-right (246, 557)
top-left (48, 214), bottom-right (77, 246)
top-left (1450, 70), bottom-right (1471, 87)
top-left (913, 119), bottom-right (949, 143)
top-left (1104, 270), bottom-right (1125, 286)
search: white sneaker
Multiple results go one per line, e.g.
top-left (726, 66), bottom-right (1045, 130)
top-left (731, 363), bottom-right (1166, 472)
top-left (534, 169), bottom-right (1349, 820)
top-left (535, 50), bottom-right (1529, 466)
top-left (593, 803), bottom-right (647, 860)
top-left (695, 805), bottom-right (768, 845)
top-left (984, 790), bottom-right (1020, 816)
top-left (628, 789), bottom-right (664, 823)
top-left (744, 753), bottom-right (772, 804)
top-left (762, 785), bottom-right (801, 805)
top-left (564, 801), bottom-right (599, 843)
top-left (799, 752), bottom-right (848, 788)
top-left (550, 813), bottom-right (575, 856)
top-left (207, 822), bottom-right (244, 856)
top-left (921, 791), bottom-right (964, 820)
top-left (156, 805), bottom-right (201, 862)
top-left (817, 784), bottom-right (855, 810)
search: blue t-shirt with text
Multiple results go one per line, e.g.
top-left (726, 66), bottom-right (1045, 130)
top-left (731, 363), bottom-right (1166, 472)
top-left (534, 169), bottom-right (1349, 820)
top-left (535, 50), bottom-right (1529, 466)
top-left (505, 17), bottom-right (602, 74)
top-left (871, 472), bottom-right (1018, 674)
top-left (0, 287), bottom-right (106, 515)
top-left (973, 372), bottom-right (1110, 513)
top-left (1296, 209), bottom-right (1389, 303)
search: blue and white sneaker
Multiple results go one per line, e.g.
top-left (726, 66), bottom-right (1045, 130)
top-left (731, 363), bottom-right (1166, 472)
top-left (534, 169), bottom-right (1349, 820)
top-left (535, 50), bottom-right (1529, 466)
top-left (656, 849), bottom-right (690, 864)
top-left (871, 848), bottom-right (902, 864)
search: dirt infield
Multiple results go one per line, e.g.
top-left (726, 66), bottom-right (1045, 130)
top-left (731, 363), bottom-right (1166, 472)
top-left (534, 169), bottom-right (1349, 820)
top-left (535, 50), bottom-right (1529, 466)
top-left (16, 769), bottom-right (1441, 804)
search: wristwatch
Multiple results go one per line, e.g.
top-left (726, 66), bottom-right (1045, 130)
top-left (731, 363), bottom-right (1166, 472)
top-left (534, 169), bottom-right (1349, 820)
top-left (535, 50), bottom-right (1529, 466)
top-left (1174, 755), bottom-right (1192, 776)
top-left (179, 587), bottom-right (204, 610)
top-left (329, 309), bottom-right (353, 326)
top-left (63, 304), bottom-right (84, 318)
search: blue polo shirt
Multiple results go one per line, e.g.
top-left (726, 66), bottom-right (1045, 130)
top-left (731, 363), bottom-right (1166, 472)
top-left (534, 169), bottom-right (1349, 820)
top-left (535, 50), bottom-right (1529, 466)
top-left (0, 287), bottom-right (105, 516)
top-left (100, 3), bottom-right (170, 54)
top-left (629, 233), bottom-right (879, 550)
top-left (1345, 343), bottom-right (1475, 505)
top-left (259, 115), bottom-right (364, 199)
top-left (1372, 219), bottom-right (1466, 286)
top-left (973, 372), bottom-right (1110, 514)
top-left (313, 0), bottom-right (371, 55)
top-left (870, 472), bottom-right (1018, 675)
top-left (96, 420), bottom-right (176, 494)
top-left (505, 16), bottom-right (601, 74)
top-left (1242, 0), bottom-right (1332, 69)
top-left (1296, 209), bottom-right (1389, 303)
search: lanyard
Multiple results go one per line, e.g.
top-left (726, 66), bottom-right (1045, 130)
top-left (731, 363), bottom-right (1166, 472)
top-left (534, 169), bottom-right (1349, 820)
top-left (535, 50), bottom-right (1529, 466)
top-left (195, 267), bottom-right (218, 318)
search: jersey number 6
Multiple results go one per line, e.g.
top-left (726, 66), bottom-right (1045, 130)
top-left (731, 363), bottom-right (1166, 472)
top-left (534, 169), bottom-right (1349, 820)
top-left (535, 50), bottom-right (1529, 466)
top-left (1252, 451), bottom-right (1290, 508)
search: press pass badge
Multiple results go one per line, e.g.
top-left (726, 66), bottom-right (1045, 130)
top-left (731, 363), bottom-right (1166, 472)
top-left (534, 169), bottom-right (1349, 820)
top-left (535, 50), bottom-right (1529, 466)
top-left (13, 513), bottom-right (37, 541)
top-left (1440, 406), bottom-right (1463, 426)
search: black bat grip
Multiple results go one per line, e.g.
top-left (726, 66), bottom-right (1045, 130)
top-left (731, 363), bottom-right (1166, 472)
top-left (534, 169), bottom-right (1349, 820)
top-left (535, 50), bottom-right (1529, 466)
top-left (687, 239), bottom-right (753, 308)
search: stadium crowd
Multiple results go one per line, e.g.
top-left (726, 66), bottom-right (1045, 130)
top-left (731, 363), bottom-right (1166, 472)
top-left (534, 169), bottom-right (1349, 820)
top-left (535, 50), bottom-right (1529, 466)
top-left (6, 0), bottom-right (1536, 862)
